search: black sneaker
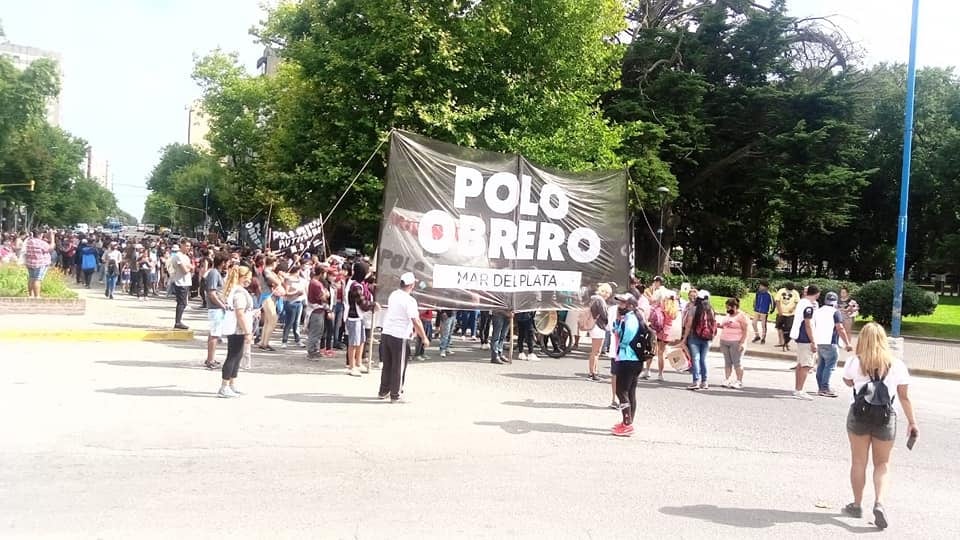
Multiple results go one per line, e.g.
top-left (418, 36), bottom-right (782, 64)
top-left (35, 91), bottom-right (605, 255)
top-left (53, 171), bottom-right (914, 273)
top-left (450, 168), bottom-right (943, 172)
top-left (490, 358), bottom-right (504, 365)
top-left (752, 336), bottom-right (761, 343)
top-left (174, 323), bottom-right (189, 330)
top-left (842, 503), bottom-right (863, 519)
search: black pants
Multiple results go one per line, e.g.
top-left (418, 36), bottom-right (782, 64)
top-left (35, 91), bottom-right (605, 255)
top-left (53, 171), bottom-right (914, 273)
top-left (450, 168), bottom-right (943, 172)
top-left (83, 269), bottom-right (95, 287)
top-left (378, 334), bottom-right (409, 400)
top-left (134, 269), bottom-right (149, 298)
top-left (320, 311), bottom-right (334, 350)
top-left (174, 285), bottom-right (189, 324)
top-left (222, 334), bottom-right (245, 380)
top-left (615, 361), bottom-right (642, 425)
top-left (478, 311), bottom-right (491, 344)
top-left (517, 319), bottom-right (534, 354)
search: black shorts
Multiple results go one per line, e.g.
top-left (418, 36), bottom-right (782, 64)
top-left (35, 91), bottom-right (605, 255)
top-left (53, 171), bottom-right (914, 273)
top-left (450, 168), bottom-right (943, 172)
top-left (775, 315), bottom-right (795, 331)
top-left (846, 407), bottom-right (897, 441)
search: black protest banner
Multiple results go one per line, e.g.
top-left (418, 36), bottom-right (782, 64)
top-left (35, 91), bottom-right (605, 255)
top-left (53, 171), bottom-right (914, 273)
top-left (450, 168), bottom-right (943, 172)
top-left (270, 217), bottom-right (324, 256)
top-left (375, 130), bottom-right (630, 311)
top-left (241, 220), bottom-right (265, 250)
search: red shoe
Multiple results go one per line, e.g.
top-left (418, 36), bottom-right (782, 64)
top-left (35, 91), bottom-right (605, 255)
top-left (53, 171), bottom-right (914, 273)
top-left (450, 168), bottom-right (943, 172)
top-left (612, 423), bottom-right (634, 437)
top-left (611, 423), bottom-right (625, 435)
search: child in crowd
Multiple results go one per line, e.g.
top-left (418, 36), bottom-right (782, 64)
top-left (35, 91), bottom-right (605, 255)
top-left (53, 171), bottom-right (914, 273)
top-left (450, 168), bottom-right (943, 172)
top-left (120, 262), bottom-right (132, 293)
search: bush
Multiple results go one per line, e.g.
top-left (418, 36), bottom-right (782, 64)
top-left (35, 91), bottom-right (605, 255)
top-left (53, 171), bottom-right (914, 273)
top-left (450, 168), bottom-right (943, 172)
top-left (694, 275), bottom-right (749, 299)
top-left (0, 264), bottom-right (78, 299)
top-left (855, 280), bottom-right (937, 327)
top-left (770, 278), bottom-right (859, 298)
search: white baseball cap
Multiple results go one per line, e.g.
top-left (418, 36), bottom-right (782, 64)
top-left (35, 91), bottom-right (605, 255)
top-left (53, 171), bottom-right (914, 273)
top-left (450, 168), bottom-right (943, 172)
top-left (400, 272), bottom-right (416, 286)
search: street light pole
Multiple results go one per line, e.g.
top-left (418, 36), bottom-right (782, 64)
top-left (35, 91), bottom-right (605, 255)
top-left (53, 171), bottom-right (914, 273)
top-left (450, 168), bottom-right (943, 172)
top-left (892, 0), bottom-right (921, 338)
top-left (656, 186), bottom-right (670, 275)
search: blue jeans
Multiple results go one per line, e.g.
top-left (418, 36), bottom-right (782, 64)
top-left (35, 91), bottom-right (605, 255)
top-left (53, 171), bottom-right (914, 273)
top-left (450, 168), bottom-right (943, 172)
top-left (687, 336), bottom-right (711, 383)
top-left (282, 301), bottom-right (303, 344)
top-left (105, 274), bottom-right (118, 298)
top-left (439, 315), bottom-right (456, 352)
top-left (490, 314), bottom-right (510, 360)
top-left (816, 344), bottom-right (839, 391)
top-left (416, 320), bottom-right (433, 356)
top-left (464, 310), bottom-right (478, 337)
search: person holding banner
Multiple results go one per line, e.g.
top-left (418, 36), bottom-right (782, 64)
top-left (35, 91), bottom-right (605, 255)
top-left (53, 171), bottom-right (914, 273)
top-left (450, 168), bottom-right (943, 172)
top-left (378, 273), bottom-right (429, 403)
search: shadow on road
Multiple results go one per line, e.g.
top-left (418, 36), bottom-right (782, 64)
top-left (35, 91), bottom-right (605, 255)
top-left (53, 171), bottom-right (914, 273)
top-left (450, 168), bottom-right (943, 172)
top-left (265, 393), bottom-right (386, 405)
top-left (502, 399), bottom-right (608, 410)
top-left (501, 373), bottom-right (590, 381)
top-left (96, 357), bottom-right (342, 376)
top-left (96, 385), bottom-right (219, 399)
top-left (475, 420), bottom-right (610, 436)
top-left (659, 504), bottom-right (878, 533)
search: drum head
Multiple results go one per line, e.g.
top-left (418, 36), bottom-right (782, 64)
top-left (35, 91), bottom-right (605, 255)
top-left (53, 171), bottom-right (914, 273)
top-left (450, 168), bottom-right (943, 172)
top-left (534, 311), bottom-right (557, 335)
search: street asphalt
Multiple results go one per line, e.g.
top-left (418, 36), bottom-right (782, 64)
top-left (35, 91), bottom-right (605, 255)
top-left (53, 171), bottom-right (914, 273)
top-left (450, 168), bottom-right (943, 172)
top-left (1, 336), bottom-right (958, 539)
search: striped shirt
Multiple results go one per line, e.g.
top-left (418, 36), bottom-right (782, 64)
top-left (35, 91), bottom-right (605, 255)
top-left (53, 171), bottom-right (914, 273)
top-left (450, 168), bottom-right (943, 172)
top-left (25, 237), bottom-right (51, 268)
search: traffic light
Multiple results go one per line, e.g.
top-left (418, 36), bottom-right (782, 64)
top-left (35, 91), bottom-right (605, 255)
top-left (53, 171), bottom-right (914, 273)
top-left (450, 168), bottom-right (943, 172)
top-left (29, 180), bottom-right (35, 191)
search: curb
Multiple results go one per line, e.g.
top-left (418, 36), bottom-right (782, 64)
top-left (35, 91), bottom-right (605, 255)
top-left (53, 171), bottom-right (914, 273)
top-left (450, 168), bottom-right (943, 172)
top-left (712, 346), bottom-right (960, 381)
top-left (0, 329), bottom-right (195, 342)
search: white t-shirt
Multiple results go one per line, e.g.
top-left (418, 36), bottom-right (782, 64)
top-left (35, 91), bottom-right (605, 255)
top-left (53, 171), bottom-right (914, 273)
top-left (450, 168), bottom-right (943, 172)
top-left (842, 355), bottom-right (911, 404)
top-left (381, 289), bottom-right (419, 339)
top-left (813, 305), bottom-right (844, 346)
top-left (789, 298), bottom-right (818, 341)
top-left (171, 252), bottom-right (193, 287)
top-left (221, 285), bottom-right (255, 336)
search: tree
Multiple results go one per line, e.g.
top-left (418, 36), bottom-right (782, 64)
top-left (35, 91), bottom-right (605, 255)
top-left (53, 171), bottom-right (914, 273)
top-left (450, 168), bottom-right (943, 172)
top-left (142, 144), bottom-right (235, 233)
top-left (190, 0), bottom-right (663, 247)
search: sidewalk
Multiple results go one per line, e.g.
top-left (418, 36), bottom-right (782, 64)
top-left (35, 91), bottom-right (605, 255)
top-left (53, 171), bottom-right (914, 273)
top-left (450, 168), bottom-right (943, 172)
top-left (714, 327), bottom-right (960, 380)
top-left (0, 283), bottom-right (197, 341)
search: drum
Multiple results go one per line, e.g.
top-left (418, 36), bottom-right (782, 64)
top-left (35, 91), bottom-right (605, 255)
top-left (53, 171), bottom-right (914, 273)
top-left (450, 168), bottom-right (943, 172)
top-left (534, 311), bottom-right (558, 335)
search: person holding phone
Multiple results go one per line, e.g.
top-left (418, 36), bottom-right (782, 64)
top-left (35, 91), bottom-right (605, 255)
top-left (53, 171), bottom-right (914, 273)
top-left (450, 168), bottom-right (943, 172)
top-left (841, 322), bottom-right (919, 530)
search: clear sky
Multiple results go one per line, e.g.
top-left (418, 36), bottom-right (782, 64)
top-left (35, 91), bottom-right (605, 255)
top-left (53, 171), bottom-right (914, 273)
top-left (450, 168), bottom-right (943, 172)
top-left (1, 0), bottom-right (955, 220)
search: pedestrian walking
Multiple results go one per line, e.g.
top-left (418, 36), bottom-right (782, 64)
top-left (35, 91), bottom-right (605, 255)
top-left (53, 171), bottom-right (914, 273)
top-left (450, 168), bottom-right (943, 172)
top-left (280, 265), bottom-right (307, 348)
top-left (438, 309), bottom-right (457, 358)
top-left (79, 240), bottom-right (98, 288)
top-left (378, 272), bottom-right (429, 403)
top-left (217, 265), bottom-right (257, 398)
top-left (169, 242), bottom-right (194, 329)
top-left (611, 292), bottom-right (644, 437)
top-left (489, 309), bottom-right (511, 365)
top-left (102, 241), bottom-right (121, 299)
top-left (789, 285), bottom-right (820, 400)
top-left (813, 291), bottom-right (854, 397)
top-left (681, 290), bottom-right (716, 390)
top-left (841, 323), bottom-right (918, 530)
top-left (774, 282), bottom-right (799, 350)
top-left (718, 297), bottom-right (749, 389)
top-left (24, 230), bottom-right (53, 299)
top-left (515, 311), bottom-right (537, 361)
top-left (751, 280), bottom-right (774, 344)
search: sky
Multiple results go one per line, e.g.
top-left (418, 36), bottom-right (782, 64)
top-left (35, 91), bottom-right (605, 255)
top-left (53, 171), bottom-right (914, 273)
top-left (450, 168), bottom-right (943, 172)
top-left (1, 0), bottom-right (956, 220)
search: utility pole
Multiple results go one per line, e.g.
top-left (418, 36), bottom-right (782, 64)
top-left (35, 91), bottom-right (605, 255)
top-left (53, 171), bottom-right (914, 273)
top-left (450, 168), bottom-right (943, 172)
top-left (892, 0), bottom-right (921, 339)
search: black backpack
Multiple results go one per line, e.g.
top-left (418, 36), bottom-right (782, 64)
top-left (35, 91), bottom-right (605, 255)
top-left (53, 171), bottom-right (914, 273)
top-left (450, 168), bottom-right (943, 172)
top-left (851, 369), bottom-right (894, 426)
top-left (624, 312), bottom-right (656, 360)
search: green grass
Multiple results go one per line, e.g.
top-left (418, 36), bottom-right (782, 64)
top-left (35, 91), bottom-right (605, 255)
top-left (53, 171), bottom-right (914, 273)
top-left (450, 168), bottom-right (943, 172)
top-left (708, 293), bottom-right (960, 341)
top-left (0, 264), bottom-right (79, 299)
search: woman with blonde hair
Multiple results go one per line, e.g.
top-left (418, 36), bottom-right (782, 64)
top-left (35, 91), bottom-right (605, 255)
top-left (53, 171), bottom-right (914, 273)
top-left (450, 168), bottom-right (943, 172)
top-left (841, 322), bottom-right (918, 530)
top-left (218, 265), bottom-right (256, 398)
top-left (257, 255), bottom-right (283, 352)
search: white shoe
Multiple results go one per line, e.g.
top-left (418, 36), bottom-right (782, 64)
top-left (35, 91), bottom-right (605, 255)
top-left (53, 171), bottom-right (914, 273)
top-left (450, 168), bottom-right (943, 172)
top-left (480, 343), bottom-right (489, 350)
top-left (360, 365), bottom-right (370, 374)
top-left (348, 368), bottom-right (361, 377)
top-left (415, 355), bottom-right (425, 362)
top-left (527, 353), bottom-right (539, 362)
top-left (721, 379), bottom-right (732, 388)
top-left (421, 354), bottom-right (431, 360)
top-left (656, 373), bottom-right (664, 382)
top-left (440, 351), bottom-right (447, 358)
top-left (518, 353), bottom-right (528, 361)
top-left (218, 386), bottom-right (238, 398)
top-left (793, 390), bottom-right (812, 400)
top-left (229, 386), bottom-right (244, 396)
top-left (447, 349), bottom-right (455, 355)
top-left (732, 380), bottom-right (743, 389)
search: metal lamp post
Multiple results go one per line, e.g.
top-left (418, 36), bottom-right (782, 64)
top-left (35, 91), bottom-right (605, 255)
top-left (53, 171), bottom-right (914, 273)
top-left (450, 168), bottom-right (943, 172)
top-left (892, 0), bottom-right (921, 338)
top-left (656, 186), bottom-right (670, 275)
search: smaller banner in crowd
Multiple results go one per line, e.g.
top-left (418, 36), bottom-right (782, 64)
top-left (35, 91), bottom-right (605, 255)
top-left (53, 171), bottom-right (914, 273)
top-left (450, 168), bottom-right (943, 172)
top-left (270, 217), bottom-right (324, 256)
top-left (241, 220), bottom-right (265, 250)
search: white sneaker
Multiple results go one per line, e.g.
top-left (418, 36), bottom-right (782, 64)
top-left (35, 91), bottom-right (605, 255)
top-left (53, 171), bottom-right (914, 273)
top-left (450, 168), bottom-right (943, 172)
top-left (793, 390), bottom-right (812, 400)
top-left (447, 349), bottom-right (455, 355)
top-left (732, 380), bottom-right (743, 389)
top-left (421, 354), bottom-right (431, 360)
top-left (518, 353), bottom-right (528, 361)
top-left (348, 368), bottom-right (361, 377)
top-left (229, 386), bottom-right (244, 396)
top-left (480, 343), bottom-right (489, 350)
top-left (218, 386), bottom-right (238, 398)
top-left (415, 355), bottom-right (425, 362)
top-left (440, 351), bottom-right (447, 358)
top-left (360, 365), bottom-right (370, 374)
top-left (721, 379), bottom-right (732, 388)
top-left (656, 373), bottom-right (664, 382)
top-left (527, 353), bottom-right (539, 362)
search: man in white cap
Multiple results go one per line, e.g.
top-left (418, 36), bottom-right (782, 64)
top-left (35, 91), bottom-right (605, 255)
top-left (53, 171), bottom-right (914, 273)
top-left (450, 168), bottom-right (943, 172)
top-left (378, 272), bottom-right (429, 403)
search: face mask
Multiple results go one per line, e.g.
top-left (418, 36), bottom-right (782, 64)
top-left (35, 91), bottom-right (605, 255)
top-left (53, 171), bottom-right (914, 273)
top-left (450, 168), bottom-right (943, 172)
top-left (727, 309), bottom-right (735, 315)
top-left (617, 307), bottom-right (628, 316)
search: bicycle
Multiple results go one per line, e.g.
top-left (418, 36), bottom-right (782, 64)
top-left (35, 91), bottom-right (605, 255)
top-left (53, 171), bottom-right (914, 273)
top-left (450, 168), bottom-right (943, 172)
top-left (533, 311), bottom-right (574, 358)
